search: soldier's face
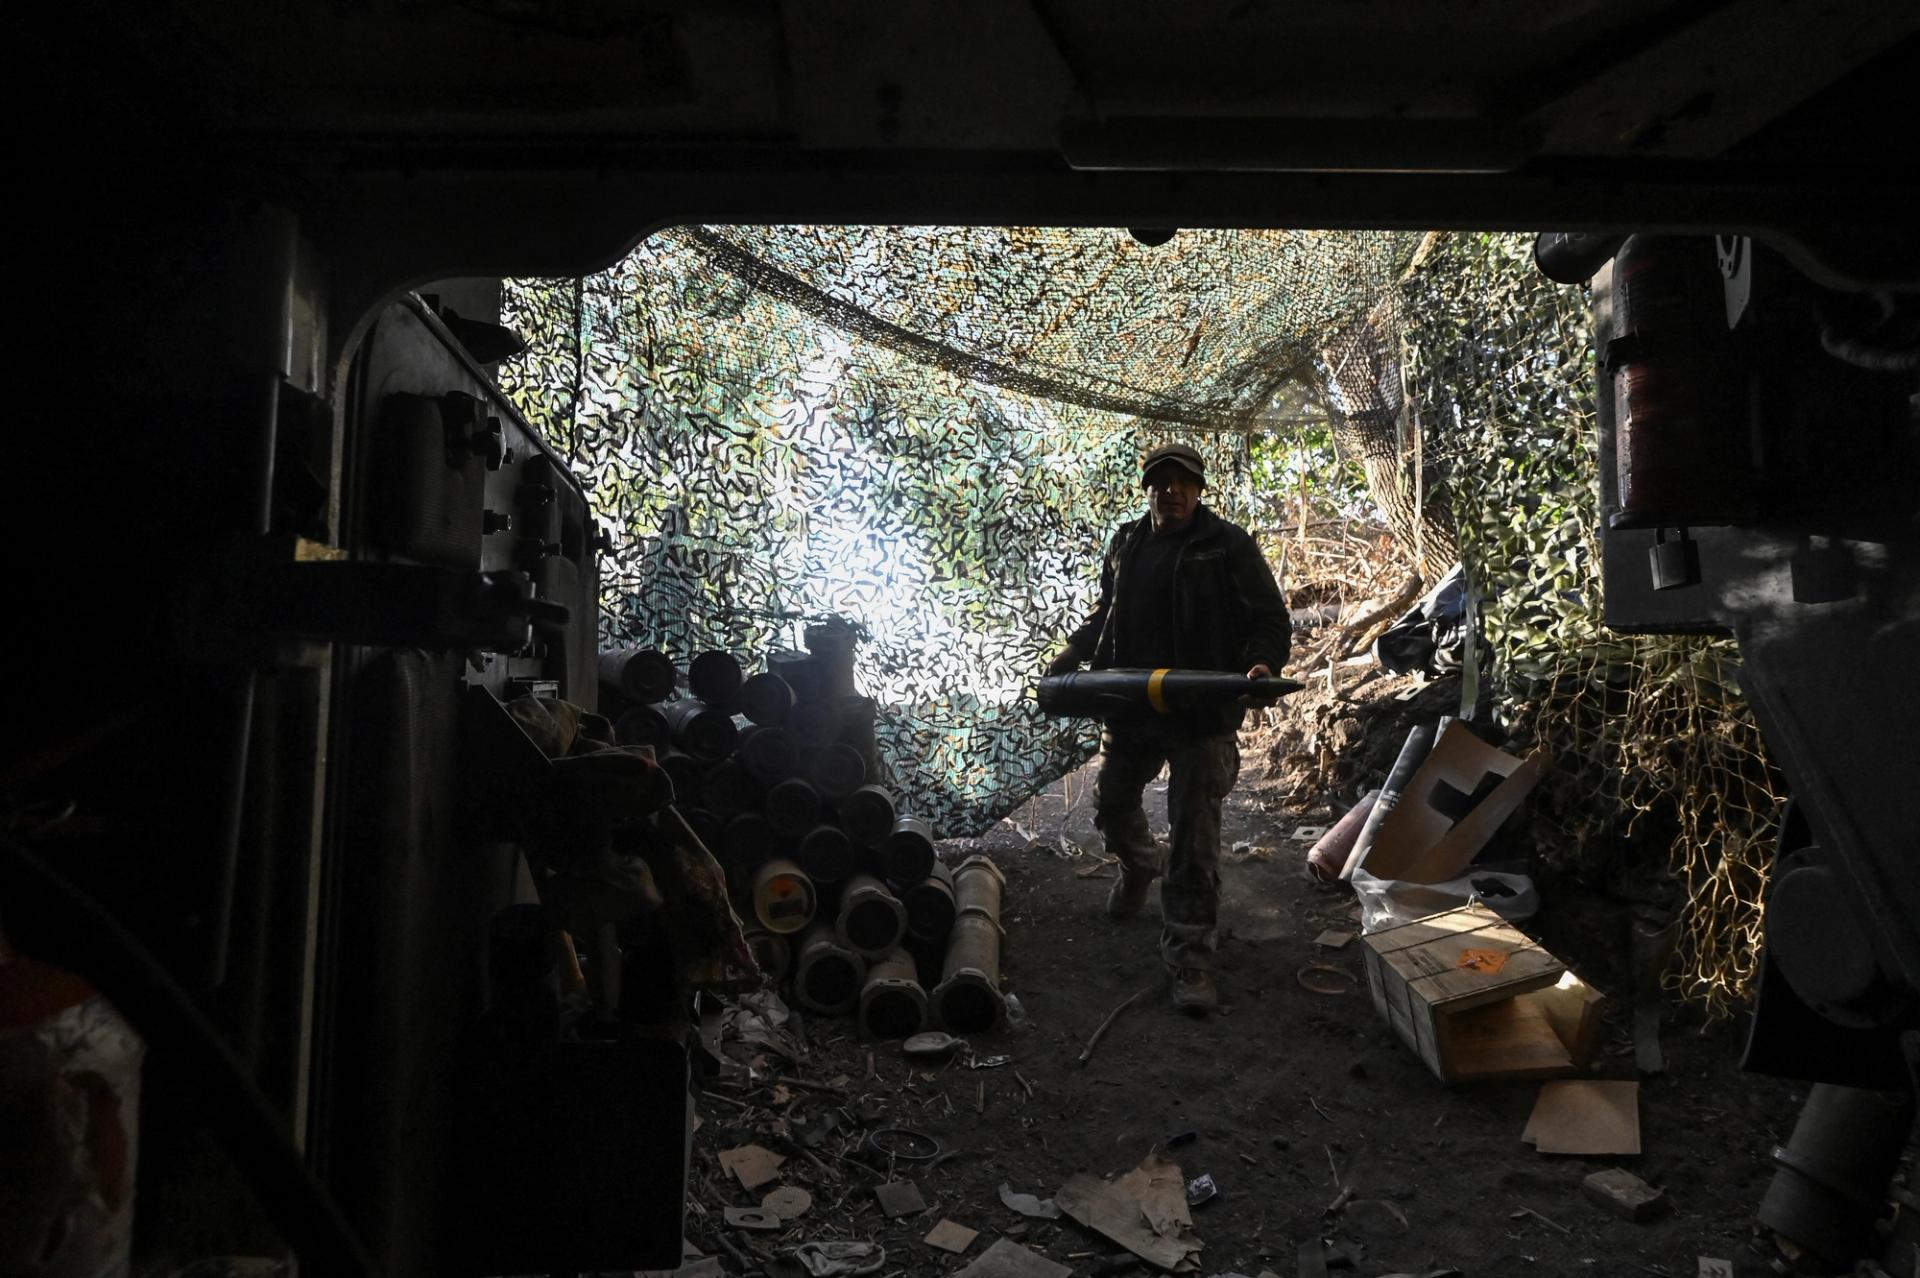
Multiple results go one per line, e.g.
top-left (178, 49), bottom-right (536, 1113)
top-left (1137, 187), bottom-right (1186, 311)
top-left (1145, 464), bottom-right (1201, 532)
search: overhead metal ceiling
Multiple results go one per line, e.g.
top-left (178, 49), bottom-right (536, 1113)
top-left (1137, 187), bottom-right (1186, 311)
top-left (20, 3), bottom-right (1920, 298)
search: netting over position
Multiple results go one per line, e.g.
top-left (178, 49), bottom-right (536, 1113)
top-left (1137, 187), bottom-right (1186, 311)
top-left (498, 226), bottom-right (1414, 835)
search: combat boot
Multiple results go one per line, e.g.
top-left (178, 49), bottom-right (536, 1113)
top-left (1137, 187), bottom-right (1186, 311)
top-left (1105, 866), bottom-right (1157, 919)
top-left (1170, 967), bottom-right (1218, 1013)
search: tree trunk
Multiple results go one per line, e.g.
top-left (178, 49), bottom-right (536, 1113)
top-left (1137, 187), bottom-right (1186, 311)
top-left (1321, 313), bottom-right (1457, 579)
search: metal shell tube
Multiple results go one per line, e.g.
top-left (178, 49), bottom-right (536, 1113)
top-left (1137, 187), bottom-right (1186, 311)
top-left (787, 698), bottom-right (840, 748)
top-left (613, 704), bottom-right (671, 751)
top-left (838, 784), bottom-right (897, 848)
top-left (657, 750), bottom-right (705, 807)
top-left (804, 622), bottom-right (859, 699)
top-left (835, 694), bottom-right (881, 784)
top-left (793, 922), bottom-right (866, 1015)
top-left (765, 649), bottom-right (820, 702)
top-left (882, 817), bottom-right (936, 886)
top-left (808, 743), bottom-right (868, 801)
top-left (1307, 790), bottom-right (1377, 884)
top-left (858, 947), bottom-right (928, 1040)
top-left (796, 823), bottom-right (857, 884)
top-left (933, 913), bottom-right (1005, 1033)
top-left (1340, 723), bottom-right (1435, 880)
top-left (751, 858), bottom-right (816, 935)
top-left (836, 873), bottom-right (908, 959)
top-left (679, 807), bottom-right (722, 856)
top-left (597, 646), bottom-right (676, 704)
top-left (688, 649), bottom-right (744, 707)
top-left (662, 697), bottom-right (738, 763)
top-left (952, 854), bottom-right (1005, 920)
top-left (902, 862), bottom-right (956, 943)
top-left (699, 758), bottom-right (760, 820)
top-left (737, 725), bottom-right (796, 785)
top-left (739, 672), bottom-right (795, 726)
top-left (765, 777), bottom-right (824, 838)
top-left (720, 812), bottom-right (773, 870)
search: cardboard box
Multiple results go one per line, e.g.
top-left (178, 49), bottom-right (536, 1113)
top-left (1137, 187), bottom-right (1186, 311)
top-left (1361, 902), bottom-right (1605, 1084)
top-left (1353, 722), bottom-right (1547, 885)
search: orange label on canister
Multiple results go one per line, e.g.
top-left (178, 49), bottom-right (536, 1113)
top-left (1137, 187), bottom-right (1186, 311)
top-left (1457, 948), bottom-right (1508, 974)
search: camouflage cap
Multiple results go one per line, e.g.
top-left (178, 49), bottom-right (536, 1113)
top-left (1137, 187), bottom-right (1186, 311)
top-left (1140, 441), bottom-right (1206, 487)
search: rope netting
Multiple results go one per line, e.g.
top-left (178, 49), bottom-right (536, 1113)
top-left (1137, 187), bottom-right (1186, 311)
top-left (497, 227), bottom-right (1412, 837)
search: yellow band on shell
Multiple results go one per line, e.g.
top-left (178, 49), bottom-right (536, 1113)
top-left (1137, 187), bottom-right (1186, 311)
top-left (1147, 668), bottom-right (1171, 714)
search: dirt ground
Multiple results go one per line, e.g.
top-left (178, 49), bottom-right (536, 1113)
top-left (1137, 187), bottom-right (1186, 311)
top-left (688, 716), bottom-right (1814, 1278)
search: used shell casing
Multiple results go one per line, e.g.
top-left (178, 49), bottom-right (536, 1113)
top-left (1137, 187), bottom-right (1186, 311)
top-left (720, 812), bottom-right (773, 870)
top-left (699, 758), bottom-right (760, 820)
top-left (836, 873), bottom-right (908, 960)
top-left (739, 671), bottom-right (795, 726)
top-left (933, 854), bottom-right (1008, 1031)
top-left (751, 858), bottom-right (816, 934)
top-left (765, 777), bottom-right (824, 838)
top-left (688, 649), bottom-right (744, 707)
top-left (765, 649), bottom-right (820, 703)
top-left (883, 816), bottom-right (936, 886)
top-left (838, 783), bottom-right (897, 848)
top-left (835, 694), bottom-right (881, 784)
top-left (662, 697), bottom-right (738, 762)
top-left (796, 823), bottom-right (857, 884)
top-left (952, 854), bottom-right (1005, 920)
top-left (597, 646), bottom-right (676, 704)
top-left (933, 913), bottom-right (1005, 1033)
top-left (657, 750), bottom-right (705, 807)
top-left (793, 921), bottom-right (865, 1015)
top-left (678, 807), bottom-right (722, 856)
top-left (787, 698), bottom-right (841, 748)
top-left (613, 703), bottom-right (671, 751)
top-left (737, 725), bottom-right (797, 784)
top-left (808, 743), bottom-right (868, 800)
top-left (902, 861), bottom-right (956, 943)
top-left (804, 622), bottom-right (859, 699)
top-left (858, 946), bottom-right (928, 1040)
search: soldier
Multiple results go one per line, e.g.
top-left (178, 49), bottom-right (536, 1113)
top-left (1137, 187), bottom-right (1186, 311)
top-left (1047, 443), bottom-right (1291, 1012)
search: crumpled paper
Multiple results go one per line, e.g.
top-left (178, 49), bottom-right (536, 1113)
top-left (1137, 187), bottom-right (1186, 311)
top-left (791, 1240), bottom-right (886, 1277)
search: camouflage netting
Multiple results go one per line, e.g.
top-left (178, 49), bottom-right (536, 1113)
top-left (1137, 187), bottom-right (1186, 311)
top-left (1403, 233), bottom-right (1784, 1017)
top-left (498, 227), bottom-right (1416, 836)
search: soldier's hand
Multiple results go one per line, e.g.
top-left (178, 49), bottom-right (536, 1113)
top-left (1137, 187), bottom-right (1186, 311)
top-left (1245, 663), bottom-right (1278, 705)
top-left (1046, 648), bottom-right (1083, 678)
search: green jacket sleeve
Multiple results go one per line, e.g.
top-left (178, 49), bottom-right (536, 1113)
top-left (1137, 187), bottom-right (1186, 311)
top-left (1064, 526), bottom-right (1124, 659)
top-left (1230, 526), bottom-right (1291, 673)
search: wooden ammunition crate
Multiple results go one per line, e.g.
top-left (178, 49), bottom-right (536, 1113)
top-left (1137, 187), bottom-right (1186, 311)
top-left (1361, 902), bottom-right (1605, 1084)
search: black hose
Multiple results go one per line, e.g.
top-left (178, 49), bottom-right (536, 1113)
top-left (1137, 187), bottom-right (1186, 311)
top-left (0, 837), bottom-right (378, 1278)
top-left (1818, 324), bottom-right (1920, 373)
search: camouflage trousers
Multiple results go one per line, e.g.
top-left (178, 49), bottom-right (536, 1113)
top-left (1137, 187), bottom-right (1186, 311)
top-left (1092, 721), bottom-right (1240, 971)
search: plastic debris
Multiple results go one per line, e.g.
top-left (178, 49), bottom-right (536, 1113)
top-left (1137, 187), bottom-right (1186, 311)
top-left (791, 1241), bottom-right (887, 1277)
top-left (902, 1031), bottom-right (964, 1058)
top-left (998, 1182), bottom-right (1062, 1219)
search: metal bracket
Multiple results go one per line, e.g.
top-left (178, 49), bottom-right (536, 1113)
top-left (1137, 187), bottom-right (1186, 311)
top-left (180, 542), bottom-right (570, 656)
